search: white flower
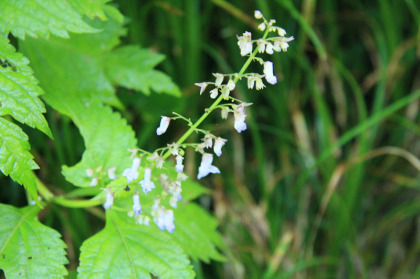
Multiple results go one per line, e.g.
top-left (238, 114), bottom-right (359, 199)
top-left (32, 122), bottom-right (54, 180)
top-left (221, 107), bottom-right (229, 119)
top-left (132, 193), bottom-right (142, 215)
top-left (197, 153), bottom-right (220, 179)
top-left (258, 23), bottom-right (266, 31)
top-left (209, 88), bottom-right (218, 99)
top-left (277, 27), bottom-right (287, 37)
top-left (265, 42), bottom-right (274, 54)
top-left (202, 134), bottom-right (213, 148)
top-left (123, 157), bottom-right (141, 183)
top-left (234, 106), bottom-right (247, 133)
top-left (214, 137), bottom-right (227, 157)
top-left (148, 151), bottom-right (164, 168)
top-left (90, 177), bottom-right (98, 187)
top-left (108, 167), bottom-right (116, 180)
top-left (155, 209), bottom-right (175, 233)
top-left (237, 31), bottom-right (253, 56)
top-left (86, 169), bottom-right (94, 177)
top-left (227, 78), bottom-right (236, 90)
top-left (152, 199), bottom-right (160, 210)
top-left (156, 116), bottom-right (171, 135)
top-left (221, 86), bottom-right (230, 99)
top-left (175, 155), bottom-right (184, 173)
top-left (167, 143), bottom-right (179, 156)
top-left (139, 167), bottom-right (155, 194)
top-left (213, 73), bottom-right (224, 86)
top-left (177, 172), bottom-right (188, 182)
top-left (247, 75), bottom-right (257, 89)
top-left (195, 82), bottom-right (208, 94)
top-left (254, 10), bottom-right (263, 19)
top-left (263, 61), bottom-right (277, 85)
top-left (257, 40), bottom-right (266, 53)
top-left (256, 78), bottom-right (265, 90)
top-left (103, 189), bottom-right (114, 210)
top-left (169, 196), bottom-right (178, 208)
top-left (280, 42), bottom-right (289, 52)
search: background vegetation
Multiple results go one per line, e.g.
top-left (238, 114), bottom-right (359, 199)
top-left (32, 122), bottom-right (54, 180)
top-left (1, 0), bottom-right (419, 278)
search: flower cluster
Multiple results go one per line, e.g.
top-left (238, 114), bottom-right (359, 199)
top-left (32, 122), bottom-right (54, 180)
top-left (98, 10), bottom-right (292, 234)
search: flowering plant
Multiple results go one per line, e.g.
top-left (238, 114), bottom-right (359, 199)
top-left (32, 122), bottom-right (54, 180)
top-left (0, 4), bottom-right (292, 278)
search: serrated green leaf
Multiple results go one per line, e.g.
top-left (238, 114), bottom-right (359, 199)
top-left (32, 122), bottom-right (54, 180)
top-left (105, 46), bottom-right (182, 97)
top-left (173, 203), bottom-right (226, 263)
top-left (0, 37), bottom-right (52, 138)
top-left (61, 102), bottom-right (137, 187)
top-left (0, 118), bottom-right (39, 204)
top-left (0, 0), bottom-right (97, 39)
top-left (0, 204), bottom-right (67, 278)
top-left (69, 0), bottom-right (108, 20)
top-left (78, 209), bottom-right (194, 279)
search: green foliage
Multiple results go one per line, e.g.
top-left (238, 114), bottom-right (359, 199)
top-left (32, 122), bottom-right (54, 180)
top-left (69, 0), bottom-right (109, 20)
top-left (2, 2), bottom-right (224, 278)
top-left (0, 37), bottom-right (51, 136)
top-left (0, 36), bottom-right (52, 204)
top-left (172, 203), bottom-right (226, 263)
top-left (78, 209), bottom-right (195, 279)
top-left (0, 204), bottom-right (67, 278)
top-left (105, 45), bottom-right (181, 96)
top-left (0, 0), bottom-right (97, 39)
top-left (0, 118), bottom-right (38, 205)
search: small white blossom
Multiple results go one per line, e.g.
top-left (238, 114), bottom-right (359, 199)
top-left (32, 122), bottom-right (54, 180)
top-left (86, 169), bottom-right (94, 177)
top-left (175, 155), bottom-right (184, 173)
top-left (139, 167), bottom-right (155, 194)
top-left (123, 157), bottom-right (141, 183)
top-left (152, 199), bottom-right (160, 210)
top-left (169, 196), bottom-right (178, 208)
top-left (177, 172), bottom-right (188, 182)
top-left (167, 143), bottom-right (179, 156)
top-left (214, 137), bottom-right (227, 157)
top-left (209, 88), bottom-right (218, 99)
top-left (90, 177), bottom-right (98, 187)
top-left (280, 41), bottom-right (289, 52)
top-left (234, 106), bottom-right (247, 133)
top-left (155, 209), bottom-right (175, 233)
top-left (254, 10), bottom-right (263, 19)
top-left (132, 193), bottom-right (142, 215)
top-left (107, 167), bottom-right (116, 180)
top-left (103, 189), bottom-right (114, 210)
top-left (202, 134), bottom-right (213, 148)
top-left (195, 82), bottom-right (208, 94)
top-left (227, 79), bottom-right (236, 90)
top-left (265, 42), bottom-right (274, 54)
top-left (277, 27), bottom-right (287, 37)
top-left (221, 86), bottom-right (230, 99)
top-left (156, 116), bottom-right (171, 135)
top-left (237, 31), bottom-right (253, 56)
top-left (213, 73), bottom-right (224, 86)
top-left (247, 76), bottom-right (256, 89)
top-left (256, 78), bottom-right (265, 90)
top-left (221, 107), bottom-right (229, 119)
top-left (148, 151), bottom-right (164, 168)
top-left (197, 153), bottom-right (220, 179)
top-left (257, 40), bottom-right (266, 53)
top-left (263, 61), bottom-right (277, 85)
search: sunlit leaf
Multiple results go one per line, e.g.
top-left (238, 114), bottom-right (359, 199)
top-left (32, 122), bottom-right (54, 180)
top-left (0, 0), bottom-right (97, 39)
top-left (78, 210), bottom-right (194, 279)
top-left (0, 204), bottom-right (67, 278)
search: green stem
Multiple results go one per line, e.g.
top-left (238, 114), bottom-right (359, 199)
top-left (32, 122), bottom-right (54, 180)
top-left (162, 29), bottom-right (270, 160)
top-left (35, 175), bottom-right (102, 208)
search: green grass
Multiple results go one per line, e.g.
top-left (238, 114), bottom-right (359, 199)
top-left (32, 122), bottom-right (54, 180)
top-left (1, 0), bottom-right (419, 278)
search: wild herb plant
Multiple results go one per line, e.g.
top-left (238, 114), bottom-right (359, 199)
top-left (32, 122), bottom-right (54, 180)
top-left (0, 3), bottom-right (292, 278)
